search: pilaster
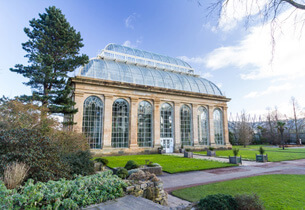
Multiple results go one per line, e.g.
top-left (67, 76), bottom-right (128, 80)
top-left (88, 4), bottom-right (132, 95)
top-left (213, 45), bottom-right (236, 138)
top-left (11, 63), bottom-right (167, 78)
top-left (73, 92), bottom-right (84, 133)
top-left (103, 95), bottom-right (113, 148)
top-left (223, 106), bottom-right (231, 146)
top-left (130, 97), bottom-right (139, 149)
top-left (209, 106), bottom-right (216, 147)
top-left (192, 104), bottom-right (199, 146)
top-left (154, 99), bottom-right (161, 147)
top-left (174, 102), bottom-right (181, 148)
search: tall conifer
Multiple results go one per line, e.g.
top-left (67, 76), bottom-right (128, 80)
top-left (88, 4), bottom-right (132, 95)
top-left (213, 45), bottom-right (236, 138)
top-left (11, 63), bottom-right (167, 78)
top-left (10, 6), bottom-right (88, 119)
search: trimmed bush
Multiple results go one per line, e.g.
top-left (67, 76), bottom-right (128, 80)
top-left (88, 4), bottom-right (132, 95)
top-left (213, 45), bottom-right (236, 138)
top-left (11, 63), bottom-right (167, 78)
top-left (124, 160), bottom-right (139, 170)
top-left (63, 150), bottom-right (95, 176)
top-left (0, 129), bottom-right (71, 182)
top-left (95, 158), bottom-right (109, 166)
top-left (0, 171), bottom-right (127, 209)
top-left (235, 194), bottom-right (264, 210)
top-left (197, 194), bottom-right (237, 210)
top-left (116, 167), bottom-right (128, 179)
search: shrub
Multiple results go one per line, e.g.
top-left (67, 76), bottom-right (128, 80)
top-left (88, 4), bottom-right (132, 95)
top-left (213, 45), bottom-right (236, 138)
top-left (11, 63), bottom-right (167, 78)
top-left (197, 194), bottom-right (237, 210)
top-left (0, 129), bottom-right (71, 182)
top-left (233, 148), bottom-right (239, 156)
top-left (259, 146), bottom-right (265, 155)
top-left (0, 171), bottom-right (127, 209)
top-left (128, 169), bottom-right (140, 177)
top-left (235, 194), bottom-right (264, 210)
top-left (185, 148), bottom-right (191, 152)
top-left (147, 163), bottom-right (160, 167)
top-left (208, 147), bottom-right (215, 151)
top-left (3, 162), bottom-right (30, 189)
top-left (50, 130), bottom-right (89, 154)
top-left (116, 167), bottom-right (128, 179)
top-left (124, 160), bottom-right (139, 170)
top-left (95, 158), bottom-right (109, 166)
top-left (63, 150), bottom-right (95, 176)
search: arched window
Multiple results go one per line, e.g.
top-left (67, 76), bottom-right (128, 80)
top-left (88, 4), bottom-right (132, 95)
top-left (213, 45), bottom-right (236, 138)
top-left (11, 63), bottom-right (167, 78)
top-left (112, 99), bottom-right (129, 148)
top-left (181, 105), bottom-right (192, 146)
top-left (137, 101), bottom-right (153, 147)
top-left (160, 103), bottom-right (173, 138)
top-left (198, 106), bottom-right (209, 145)
top-left (213, 108), bottom-right (224, 145)
top-left (82, 96), bottom-right (103, 149)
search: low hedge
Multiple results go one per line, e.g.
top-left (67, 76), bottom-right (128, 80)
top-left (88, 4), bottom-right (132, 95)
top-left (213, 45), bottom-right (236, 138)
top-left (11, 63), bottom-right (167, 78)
top-left (0, 171), bottom-right (128, 209)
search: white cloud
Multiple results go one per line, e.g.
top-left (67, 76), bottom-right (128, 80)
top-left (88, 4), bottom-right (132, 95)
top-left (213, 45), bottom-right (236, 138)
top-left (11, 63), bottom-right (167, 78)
top-left (125, 13), bottom-right (139, 29)
top-left (205, 8), bottom-right (305, 81)
top-left (122, 38), bottom-right (142, 48)
top-left (244, 83), bottom-right (294, 98)
top-left (201, 72), bottom-right (213, 78)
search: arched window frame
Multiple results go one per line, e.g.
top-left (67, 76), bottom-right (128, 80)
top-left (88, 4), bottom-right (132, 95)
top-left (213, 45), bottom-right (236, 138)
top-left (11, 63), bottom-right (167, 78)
top-left (82, 96), bottom-right (103, 149)
top-left (160, 103), bottom-right (174, 138)
top-left (213, 108), bottom-right (224, 145)
top-left (180, 104), bottom-right (193, 146)
top-left (197, 106), bottom-right (209, 145)
top-left (111, 98), bottom-right (130, 148)
top-left (137, 101), bottom-right (153, 147)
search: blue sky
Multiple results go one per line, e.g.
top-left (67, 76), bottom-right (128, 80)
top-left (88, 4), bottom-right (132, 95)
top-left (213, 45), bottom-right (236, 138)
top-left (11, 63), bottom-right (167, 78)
top-left (1, 0), bottom-right (304, 118)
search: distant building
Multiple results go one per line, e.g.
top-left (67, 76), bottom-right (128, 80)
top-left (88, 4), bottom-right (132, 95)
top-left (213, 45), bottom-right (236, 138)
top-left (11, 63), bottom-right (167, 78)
top-left (71, 44), bottom-right (231, 155)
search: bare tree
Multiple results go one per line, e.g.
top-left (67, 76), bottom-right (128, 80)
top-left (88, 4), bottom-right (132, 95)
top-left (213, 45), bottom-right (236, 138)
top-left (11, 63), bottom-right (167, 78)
top-left (290, 96), bottom-right (303, 144)
top-left (236, 111), bottom-right (253, 147)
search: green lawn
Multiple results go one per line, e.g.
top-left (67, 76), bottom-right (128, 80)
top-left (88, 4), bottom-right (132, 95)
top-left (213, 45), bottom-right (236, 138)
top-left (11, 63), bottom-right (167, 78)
top-left (172, 174), bottom-right (305, 209)
top-left (97, 154), bottom-right (236, 173)
top-left (195, 145), bottom-right (305, 162)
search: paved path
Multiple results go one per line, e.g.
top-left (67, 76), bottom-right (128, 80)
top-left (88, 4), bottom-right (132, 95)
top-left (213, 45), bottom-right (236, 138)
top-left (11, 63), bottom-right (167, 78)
top-left (83, 195), bottom-right (170, 210)
top-left (160, 155), bottom-right (305, 192)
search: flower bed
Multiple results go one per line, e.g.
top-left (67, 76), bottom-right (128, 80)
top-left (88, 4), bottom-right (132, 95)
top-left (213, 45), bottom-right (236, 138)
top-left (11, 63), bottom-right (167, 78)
top-left (0, 171), bottom-right (127, 209)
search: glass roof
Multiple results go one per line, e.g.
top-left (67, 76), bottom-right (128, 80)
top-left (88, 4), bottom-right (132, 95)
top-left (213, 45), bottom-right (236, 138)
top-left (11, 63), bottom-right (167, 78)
top-left (79, 58), bottom-right (223, 96)
top-left (99, 44), bottom-right (194, 74)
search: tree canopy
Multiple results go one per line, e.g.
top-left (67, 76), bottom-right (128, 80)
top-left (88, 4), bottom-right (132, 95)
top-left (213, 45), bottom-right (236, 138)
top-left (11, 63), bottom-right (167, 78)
top-left (10, 6), bottom-right (88, 116)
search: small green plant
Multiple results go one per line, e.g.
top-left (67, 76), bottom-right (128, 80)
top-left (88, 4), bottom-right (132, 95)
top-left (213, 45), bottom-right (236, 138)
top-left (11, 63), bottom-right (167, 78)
top-left (116, 167), bottom-right (128, 179)
top-left (181, 143), bottom-right (184, 149)
top-left (209, 147), bottom-right (215, 151)
top-left (124, 160), bottom-right (139, 170)
top-left (259, 146), bottom-right (265, 155)
top-left (95, 158), bottom-right (109, 166)
top-left (234, 194), bottom-right (264, 210)
top-left (185, 148), bottom-right (191, 152)
top-left (197, 194), bottom-right (237, 210)
top-left (233, 148), bottom-right (239, 156)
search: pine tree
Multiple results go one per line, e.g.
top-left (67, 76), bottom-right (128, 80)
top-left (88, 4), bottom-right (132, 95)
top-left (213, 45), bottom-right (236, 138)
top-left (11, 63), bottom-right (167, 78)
top-left (10, 6), bottom-right (88, 119)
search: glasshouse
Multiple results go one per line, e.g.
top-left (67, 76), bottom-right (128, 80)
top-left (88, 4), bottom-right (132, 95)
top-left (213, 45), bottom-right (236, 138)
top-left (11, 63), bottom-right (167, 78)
top-left (71, 43), bottom-right (231, 155)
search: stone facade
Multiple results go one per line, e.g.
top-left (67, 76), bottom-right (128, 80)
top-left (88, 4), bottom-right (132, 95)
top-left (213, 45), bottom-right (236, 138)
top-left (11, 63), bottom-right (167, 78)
top-left (71, 76), bottom-right (231, 155)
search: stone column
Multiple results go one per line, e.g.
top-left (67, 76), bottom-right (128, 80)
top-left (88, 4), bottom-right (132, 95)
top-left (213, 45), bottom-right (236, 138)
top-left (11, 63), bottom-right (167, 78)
top-left (130, 97), bottom-right (139, 149)
top-left (223, 106), bottom-right (231, 146)
top-left (174, 102), bottom-right (181, 149)
top-left (73, 92), bottom-right (84, 133)
top-left (103, 95), bottom-right (114, 148)
top-left (209, 106), bottom-right (216, 147)
top-left (154, 99), bottom-right (161, 147)
top-left (192, 104), bottom-right (199, 147)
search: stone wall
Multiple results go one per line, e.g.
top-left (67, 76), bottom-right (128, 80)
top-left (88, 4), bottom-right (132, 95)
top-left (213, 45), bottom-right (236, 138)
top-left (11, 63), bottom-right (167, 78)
top-left (125, 180), bottom-right (168, 206)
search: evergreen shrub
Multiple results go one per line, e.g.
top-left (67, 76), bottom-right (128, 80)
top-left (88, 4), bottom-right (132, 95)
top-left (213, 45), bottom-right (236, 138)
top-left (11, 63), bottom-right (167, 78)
top-left (63, 150), bottom-right (94, 176)
top-left (124, 160), bottom-right (139, 170)
top-left (197, 194), bottom-right (237, 210)
top-left (116, 167), bottom-right (128, 179)
top-left (95, 158), bottom-right (109, 166)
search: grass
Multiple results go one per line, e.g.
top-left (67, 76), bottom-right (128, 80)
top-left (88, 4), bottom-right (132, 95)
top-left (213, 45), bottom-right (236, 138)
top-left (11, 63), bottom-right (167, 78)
top-left (97, 154), bottom-right (236, 173)
top-left (195, 145), bottom-right (305, 162)
top-left (172, 174), bottom-right (305, 209)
